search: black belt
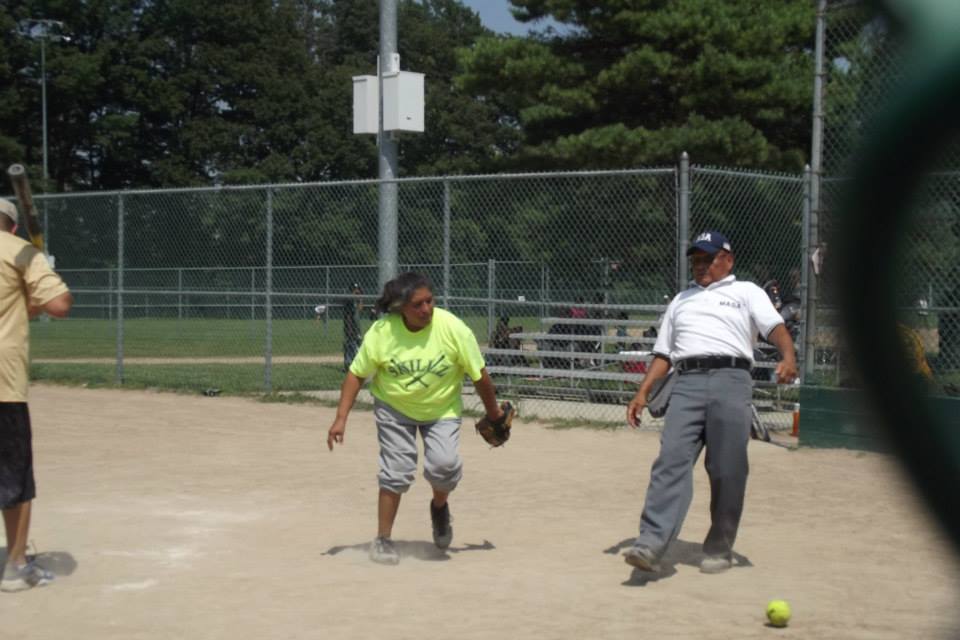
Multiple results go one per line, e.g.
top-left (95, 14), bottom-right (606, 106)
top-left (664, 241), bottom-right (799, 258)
top-left (676, 356), bottom-right (751, 374)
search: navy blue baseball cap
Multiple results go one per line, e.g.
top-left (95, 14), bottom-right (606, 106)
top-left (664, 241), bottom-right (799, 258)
top-left (686, 230), bottom-right (732, 256)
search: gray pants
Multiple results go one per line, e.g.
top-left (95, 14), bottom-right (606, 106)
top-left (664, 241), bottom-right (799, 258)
top-left (374, 400), bottom-right (463, 494)
top-left (636, 368), bottom-right (753, 558)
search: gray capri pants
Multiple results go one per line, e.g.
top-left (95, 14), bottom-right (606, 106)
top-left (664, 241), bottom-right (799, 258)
top-left (374, 399), bottom-right (463, 494)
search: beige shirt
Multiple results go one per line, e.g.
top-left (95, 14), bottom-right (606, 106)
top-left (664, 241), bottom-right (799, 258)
top-left (0, 233), bottom-right (70, 402)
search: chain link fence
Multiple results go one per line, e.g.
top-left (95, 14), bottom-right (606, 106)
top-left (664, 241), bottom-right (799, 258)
top-left (18, 163), bottom-right (807, 424)
top-left (814, 1), bottom-right (960, 389)
top-left (23, 2), bottom-right (960, 425)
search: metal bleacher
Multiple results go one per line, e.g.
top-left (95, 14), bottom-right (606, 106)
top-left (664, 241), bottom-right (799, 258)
top-left (481, 315), bottom-right (658, 404)
top-left (480, 314), bottom-right (782, 407)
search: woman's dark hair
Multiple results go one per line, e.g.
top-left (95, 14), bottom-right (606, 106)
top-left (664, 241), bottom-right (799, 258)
top-left (375, 272), bottom-right (433, 314)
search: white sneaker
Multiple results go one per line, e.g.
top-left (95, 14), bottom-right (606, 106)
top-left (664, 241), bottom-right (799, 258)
top-left (699, 554), bottom-right (732, 574)
top-left (1, 561), bottom-right (55, 592)
top-left (369, 537), bottom-right (400, 565)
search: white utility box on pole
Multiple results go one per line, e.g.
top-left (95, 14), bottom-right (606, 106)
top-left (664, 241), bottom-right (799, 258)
top-left (382, 71), bottom-right (424, 132)
top-left (352, 70), bottom-right (425, 134)
top-left (352, 76), bottom-right (379, 135)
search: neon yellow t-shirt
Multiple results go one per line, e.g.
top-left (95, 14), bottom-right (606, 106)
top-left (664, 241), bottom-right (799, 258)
top-left (349, 307), bottom-right (486, 421)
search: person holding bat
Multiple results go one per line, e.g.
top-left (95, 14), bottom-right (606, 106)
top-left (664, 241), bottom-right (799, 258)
top-left (326, 272), bottom-right (507, 565)
top-left (0, 198), bottom-right (73, 592)
top-left (623, 231), bottom-right (796, 575)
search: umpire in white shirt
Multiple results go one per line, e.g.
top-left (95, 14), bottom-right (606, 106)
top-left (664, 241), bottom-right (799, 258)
top-left (623, 230), bottom-right (797, 574)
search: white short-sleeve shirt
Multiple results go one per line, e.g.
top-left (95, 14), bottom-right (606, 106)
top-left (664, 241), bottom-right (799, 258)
top-left (653, 275), bottom-right (784, 364)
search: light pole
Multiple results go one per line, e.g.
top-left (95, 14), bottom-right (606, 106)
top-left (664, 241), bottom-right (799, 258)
top-left (17, 19), bottom-right (69, 191)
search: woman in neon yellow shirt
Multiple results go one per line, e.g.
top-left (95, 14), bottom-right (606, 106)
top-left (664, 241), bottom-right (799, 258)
top-left (327, 272), bottom-right (505, 565)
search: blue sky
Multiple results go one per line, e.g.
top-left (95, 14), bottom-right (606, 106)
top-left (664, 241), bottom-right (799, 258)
top-left (459, 0), bottom-right (559, 35)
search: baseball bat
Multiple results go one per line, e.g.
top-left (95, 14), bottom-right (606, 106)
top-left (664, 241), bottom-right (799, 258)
top-left (6, 164), bottom-right (44, 252)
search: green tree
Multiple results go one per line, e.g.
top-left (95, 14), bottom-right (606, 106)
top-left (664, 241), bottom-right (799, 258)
top-left (2, 0), bottom-right (512, 191)
top-left (457, 0), bottom-right (815, 171)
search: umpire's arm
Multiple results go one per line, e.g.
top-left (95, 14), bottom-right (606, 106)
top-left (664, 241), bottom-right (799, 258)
top-left (766, 324), bottom-right (798, 384)
top-left (627, 355), bottom-right (671, 428)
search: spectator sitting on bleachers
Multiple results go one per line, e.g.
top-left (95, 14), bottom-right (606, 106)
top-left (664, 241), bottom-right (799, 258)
top-left (489, 315), bottom-right (527, 367)
top-left (569, 297), bottom-right (588, 320)
top-left (623, 342), bottom-right (648, 374)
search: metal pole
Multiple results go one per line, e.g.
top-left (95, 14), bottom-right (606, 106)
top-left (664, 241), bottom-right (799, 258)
top-left (801, 166), bottom-right (813, 379)
top-left (42, 202), bottom-right (49, 264)
top-left (487, 259), bottom-right (496, 341)
top-left (324, 265), bottom-right (330, 337)
top-left (808, 0), bottom-right (827, 381)
top-left (264, 189), bottom-right (274, 392)
top-left (378, 0), bottom-right (399, 290)
top-left (17, 19), bottom-right (65, 191)
top-left (545, 266), bottom-right (551, 318)
top-left (602, 257), bottom-right (610, 305)
top-left (677, 152), bottom-right (690, 292)
top-left (443, 179), bottom-right (451, 308)
top-left (40, 38), bottom-right (50, 269)
top-left (41, 36), bottom-right (48, 189)
top-left (540, 262), bottom-right (547, 319)
top-left (178, 268), bottom-right (183, 319)
top-left (116, 195), bottom-right (125, 384)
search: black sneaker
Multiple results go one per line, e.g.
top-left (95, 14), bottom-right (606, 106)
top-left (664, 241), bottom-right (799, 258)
top-left (369, 537), bottom-right (400, 565)
top-left (430, 500), bottom-right (453, 549)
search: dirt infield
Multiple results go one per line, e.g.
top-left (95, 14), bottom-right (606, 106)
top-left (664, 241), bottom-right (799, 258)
top-left (2, 385), bottom-right (958, 639)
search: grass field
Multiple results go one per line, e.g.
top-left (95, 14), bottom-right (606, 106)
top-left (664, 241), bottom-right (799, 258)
top-left (28, 315), bottom-right (806, 409)
top-left (30, 362), bottom-right (346, 394)
top-left (30, 314), bottom-right (547, 359)
top-left (28, 315), bottom-right (545, 394)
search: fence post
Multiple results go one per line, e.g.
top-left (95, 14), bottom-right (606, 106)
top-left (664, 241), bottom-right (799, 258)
top-left (487, 259), bottom-right (496, 340)
top-left (678, 151), bottom-right (690, 292)
top-left (178, 268), bottom-right (183, 319)
top-left (540, 262), bottom-right (547, 319)
top-left (324, 265), bottom-right (330, 337)
top-left (42, 201), bottom-right (49, 257)
top-left (115, 194), bottom-right (125, 384)
top-left (806, 0), bottom-right (827, 380)
top-left (40, 201), bottom-right (50, 325)
top-left (264, 188), bottom-right (274, 393)
top-left (545, 265), bottom-right (551, 319)
top-left (443, 179), bottom-right (451, 308)
top-left (251, 268), bottom-right (256, 321)
top-left (801, 165), bottom-right (813, 379)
